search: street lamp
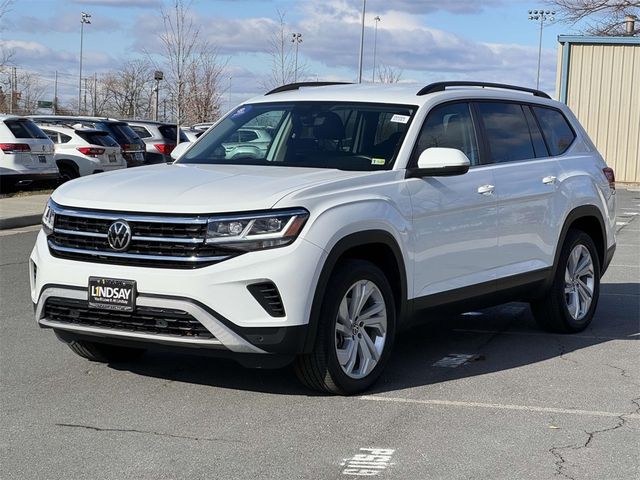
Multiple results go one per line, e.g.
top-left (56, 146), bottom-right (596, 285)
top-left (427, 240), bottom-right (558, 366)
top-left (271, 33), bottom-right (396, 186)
top-left (153, 70), bottom-right (163, 122)
top-left (357, 0), bottom-right (366, 83)
top-left (528, 9), bottom-right (555, 90)
top-left (372, 15), bottom-right (381, 82)
top-left (78, 11), bottom-right (91, 115)
top-left (291, 33), bottom-right (303, 82)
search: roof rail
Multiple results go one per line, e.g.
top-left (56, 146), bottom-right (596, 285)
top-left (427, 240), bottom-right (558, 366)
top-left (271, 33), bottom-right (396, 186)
top-left (265, 81), bottom-right (352, 96)
top-left (417, 81), bottom-right (551, 99)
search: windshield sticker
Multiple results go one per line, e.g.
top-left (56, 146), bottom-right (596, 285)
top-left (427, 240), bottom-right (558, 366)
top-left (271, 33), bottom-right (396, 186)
top-left (230, 105), bottom-right (252, 119)
top-left (390, 114), bottom-right (410, 124)
top-left (371, 158), bottom-right (386, 165)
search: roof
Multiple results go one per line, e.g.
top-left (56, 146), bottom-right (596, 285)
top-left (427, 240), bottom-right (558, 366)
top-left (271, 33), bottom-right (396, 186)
top-left (558, 35), bottom-right (640, 45)
top-left (121, 119), bottom-right (174, 126)
top-left (245, 82), bottom-right (558, 107)
top-left (0, 115), bottom-right (31, 121)
top-left (30, 115), bottom-right (126, 124)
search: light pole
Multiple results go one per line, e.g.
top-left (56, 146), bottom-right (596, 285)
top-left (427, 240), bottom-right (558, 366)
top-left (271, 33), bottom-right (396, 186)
top-left (528, 9), bottom-right (555, 90)
top-left (153, 70), bottom-right (163, 121)
top-left (357, 0), bottom-right (366, 83)
top-left (291, 33), bottom-right (303, 82)
top-left (78, 11), bottom-right (91, 115)
top-left (372, 15), bottom-right (381, 82)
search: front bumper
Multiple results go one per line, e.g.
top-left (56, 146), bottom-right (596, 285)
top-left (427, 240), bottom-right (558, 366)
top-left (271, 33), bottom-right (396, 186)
top-left (31, 230), bottom-right (327, 354)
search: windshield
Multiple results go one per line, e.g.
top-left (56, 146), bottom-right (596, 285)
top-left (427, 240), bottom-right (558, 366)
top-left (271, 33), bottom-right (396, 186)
top-left (178, 102), bottom-right (416, 171)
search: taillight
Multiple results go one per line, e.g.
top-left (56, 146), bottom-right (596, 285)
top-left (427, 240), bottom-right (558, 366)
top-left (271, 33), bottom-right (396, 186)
top-left (77, 147), bottom-right (105, 157)
top-left (154, 143), bottom-right (175, 155)
top-left (602, 167), bottom-right (615, 191)
top-left (0, 143), bottom-right (31, 153)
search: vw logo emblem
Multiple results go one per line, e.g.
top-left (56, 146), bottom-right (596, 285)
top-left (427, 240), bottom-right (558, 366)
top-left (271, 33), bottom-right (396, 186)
top-left (107, 220), bottom-right (132, 251)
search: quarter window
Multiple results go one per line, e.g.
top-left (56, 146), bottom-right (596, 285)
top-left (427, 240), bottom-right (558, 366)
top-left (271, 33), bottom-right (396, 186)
top-left (413, 102), bottom-right (479, 165)
top-left (476, 102), bottom-right (535, 163)
top-left (532, 106), bottom-right (576, 156)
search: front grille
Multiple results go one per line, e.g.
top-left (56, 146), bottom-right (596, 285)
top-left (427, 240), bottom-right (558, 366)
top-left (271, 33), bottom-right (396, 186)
top-left (48, 208), bottom-right (236, 268)
top-left (44, 297), bottom-right (214, 338)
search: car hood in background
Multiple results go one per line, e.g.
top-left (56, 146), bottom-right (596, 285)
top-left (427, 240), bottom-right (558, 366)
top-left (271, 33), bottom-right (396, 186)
top-left (51, 163), bottom-right (362, 213)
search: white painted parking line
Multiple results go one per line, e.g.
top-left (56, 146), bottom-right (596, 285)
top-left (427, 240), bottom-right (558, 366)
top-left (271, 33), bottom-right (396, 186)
top-left (616, 222), bottom-right (629, 226)
top-left (360, 396), bottom-right (640, 420)
top-left (621, 212), bottom-right (639, 216)
top-left (452, 328), bottom-right (637, 340)
top-left (432, 353), bottom-right (480, 367)
top-left (341, 448), bottom-right (395, 476)
top-left (0, 225), bottom-right (40, 236)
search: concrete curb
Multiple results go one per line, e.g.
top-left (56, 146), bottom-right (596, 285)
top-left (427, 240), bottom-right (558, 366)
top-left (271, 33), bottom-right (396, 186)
top-left (0, 214), bottom-right (42, 230)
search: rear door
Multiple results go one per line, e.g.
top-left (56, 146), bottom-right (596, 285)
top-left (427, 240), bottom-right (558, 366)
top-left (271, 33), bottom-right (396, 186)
top-left (407, 101), bottom-right (499, 301)
top-left (474, 101), bottom-right (560, 280)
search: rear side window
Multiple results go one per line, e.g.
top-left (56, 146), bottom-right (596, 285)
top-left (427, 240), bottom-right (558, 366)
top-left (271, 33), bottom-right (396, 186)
top-left (77, 131), bottom-right (119, 147)
top-left (476, 102), bottom-right (534, 163)
top-left (532, 107), bottom-right (576, 156)
top-left (158, 125), bottom-right (188, 142)
top-left (5, 119), bottom-right (48, 139)
top-left (413, 102), bottom-right (479, 165)
top-left (130, 125), bottom-right (151, 138)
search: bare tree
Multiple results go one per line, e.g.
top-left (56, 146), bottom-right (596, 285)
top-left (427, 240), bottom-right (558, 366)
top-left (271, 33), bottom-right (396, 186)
top-left (183, 49), bottom-right (227, 124)
top-left (0, 0), bottom-right (15, 69)
top-left (14, 71), bottom-right (46, 114)
top-left (261, 10), bottom-right (307, 90)
top-left (547, 0), bottom-right (640, 35)
top-left (100, 59), bottom-right (153, 118)
top-left (376, 64), bottom-right (403, 84)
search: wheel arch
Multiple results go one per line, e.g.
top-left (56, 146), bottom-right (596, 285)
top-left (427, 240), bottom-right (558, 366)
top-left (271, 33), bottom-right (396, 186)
top-left (553, 205), bottom-right (607, 279)
top-left (302, 230), bottom-right (408, 353)
top-left (55, 158), bottom-right (80, 177)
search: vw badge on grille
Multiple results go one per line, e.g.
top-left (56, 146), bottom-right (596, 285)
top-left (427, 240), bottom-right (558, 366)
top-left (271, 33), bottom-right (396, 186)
top-left (107, 220), bottom-right (132, 251)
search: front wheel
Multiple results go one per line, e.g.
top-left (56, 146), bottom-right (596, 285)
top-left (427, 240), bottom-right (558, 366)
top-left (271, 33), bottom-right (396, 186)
top-left (530, 229), bottom-right (601, 333)
top-left (295, 259), bottom-right (396, 395)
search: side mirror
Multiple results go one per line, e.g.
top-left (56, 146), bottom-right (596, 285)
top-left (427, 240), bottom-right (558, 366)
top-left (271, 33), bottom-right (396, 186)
top-left (170, 142), bottom-right (190, 161)
top-left (407, 147), bottom-right (470, 177)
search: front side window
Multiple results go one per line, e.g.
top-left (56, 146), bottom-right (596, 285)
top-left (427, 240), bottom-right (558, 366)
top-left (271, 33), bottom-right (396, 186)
top-left (533, 106), bottom-right (576, 156)
top-left (476, 102), bottom-right (535, 163)
top-left (412, 102), bottom-right (479, 165)
top-left (179, 102), bottom-right (416, 171)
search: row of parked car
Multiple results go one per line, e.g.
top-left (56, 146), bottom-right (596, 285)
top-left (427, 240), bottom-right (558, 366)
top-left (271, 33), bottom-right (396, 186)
top-left (0, 115), bottom-right (214, 191)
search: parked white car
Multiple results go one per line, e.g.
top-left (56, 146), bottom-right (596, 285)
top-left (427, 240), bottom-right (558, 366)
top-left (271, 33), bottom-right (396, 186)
top-left (0, 115), bottom-right (57, 189)
top-left (38, 125), bottom-right (126, 182)
top-left (31, 82), bottom-right (616, 395)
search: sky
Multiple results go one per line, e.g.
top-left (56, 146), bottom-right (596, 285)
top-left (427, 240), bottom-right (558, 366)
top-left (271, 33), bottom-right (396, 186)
top-left (1, 0), bottom-right (589, 109)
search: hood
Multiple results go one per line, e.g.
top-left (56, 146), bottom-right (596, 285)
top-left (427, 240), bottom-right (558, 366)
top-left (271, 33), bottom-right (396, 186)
top-left (51, 163), bottom-right (362, 213)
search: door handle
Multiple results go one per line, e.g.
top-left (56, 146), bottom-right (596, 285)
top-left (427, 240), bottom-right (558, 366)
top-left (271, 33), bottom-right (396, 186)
top-left (477, 184), bottom-right (495, 195)
top-left (542, 175), bottom-right (557, 185)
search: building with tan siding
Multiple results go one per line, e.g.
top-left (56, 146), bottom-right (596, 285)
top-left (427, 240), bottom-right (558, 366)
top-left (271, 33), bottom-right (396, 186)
top-left (556, 35), bottom-right (640, 183)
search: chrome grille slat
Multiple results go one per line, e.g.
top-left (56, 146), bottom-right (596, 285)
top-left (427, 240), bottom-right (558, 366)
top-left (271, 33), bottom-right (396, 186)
top-left (48, 205), bottom-right (235, 269)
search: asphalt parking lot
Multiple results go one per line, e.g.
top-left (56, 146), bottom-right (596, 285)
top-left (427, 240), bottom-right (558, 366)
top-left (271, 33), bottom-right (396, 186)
top-left (1, 189), bottom-right (638, 480)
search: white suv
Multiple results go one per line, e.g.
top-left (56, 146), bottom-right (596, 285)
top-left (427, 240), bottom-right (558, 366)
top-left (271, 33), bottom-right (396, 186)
top-left (0, 116), bottom-right (57, 189)
top-left (30, 82), bottom-right (616, 394)
top-left (39, 125), bottom-right (126, 181)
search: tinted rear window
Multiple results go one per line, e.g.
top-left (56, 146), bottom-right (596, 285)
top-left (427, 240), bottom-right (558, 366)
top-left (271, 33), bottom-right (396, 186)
top-left (5, 119), bottom-right (48, 139)
top-left (476, 102), bottom-right (535, 163)
top-left (77, 131), bottom-right (119, 147)
top-left (158, 125), bottom-right (188, 142)
top-left (107, 123), bottom-right (143, 145)
top-left (532, 107), bottom-right (576, 156)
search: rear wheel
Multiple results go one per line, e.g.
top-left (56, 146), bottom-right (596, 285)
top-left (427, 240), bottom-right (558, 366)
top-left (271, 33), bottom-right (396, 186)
top-left (295, 259), bottom-right (395, 395)
top-left (58, 163), bottom-right (79, 183)
top-left (530, 230), bottom-right (600, 333)
top-left (61, 337), bottom-right (145, 363)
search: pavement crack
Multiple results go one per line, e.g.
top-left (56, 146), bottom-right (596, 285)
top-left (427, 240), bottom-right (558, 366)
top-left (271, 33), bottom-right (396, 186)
top-left (549, 444), bottom-right (578, 480)
top-left (55, 422), bottom-right (243, 444)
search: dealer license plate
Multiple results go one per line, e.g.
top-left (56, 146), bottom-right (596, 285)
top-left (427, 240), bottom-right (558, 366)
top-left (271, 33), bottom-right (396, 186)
top-left (88, 277), bottom-right (136, 311)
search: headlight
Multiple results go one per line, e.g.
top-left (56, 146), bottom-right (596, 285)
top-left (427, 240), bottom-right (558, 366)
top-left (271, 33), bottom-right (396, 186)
top-left (42, 201), bottom-right (55, 234)
top-left (206, 208), bottom-right (309, 251)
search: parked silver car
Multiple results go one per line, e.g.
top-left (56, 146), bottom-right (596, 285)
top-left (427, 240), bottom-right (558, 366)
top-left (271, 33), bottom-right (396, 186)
top-left (126, 120), bottom-right (189, 163)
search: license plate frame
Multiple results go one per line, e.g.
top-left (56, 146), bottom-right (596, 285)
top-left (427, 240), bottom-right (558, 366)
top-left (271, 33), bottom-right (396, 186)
top-left (108, 153), bottom-right (117, 163)
top-left (88, 277), bottom-right (136, 312)
top-left (38, 155), bottom-right (47, 163)
top-left (134, 152), bottom-right (144, 161)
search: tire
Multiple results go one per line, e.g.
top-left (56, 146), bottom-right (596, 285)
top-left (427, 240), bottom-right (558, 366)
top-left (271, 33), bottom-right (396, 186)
top-left (530, 229), bottom-right (601, 333)
top-left (64, 339), bottom-right (145, 363)
top-left (58, 163), bottom-right (79, 184)
top-left (294, 259), bottom-right (396, 395)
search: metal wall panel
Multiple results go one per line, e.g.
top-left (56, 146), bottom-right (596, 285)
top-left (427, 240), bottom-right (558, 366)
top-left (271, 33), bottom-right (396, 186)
top-left (559, 40), bottom-right (640, 183)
